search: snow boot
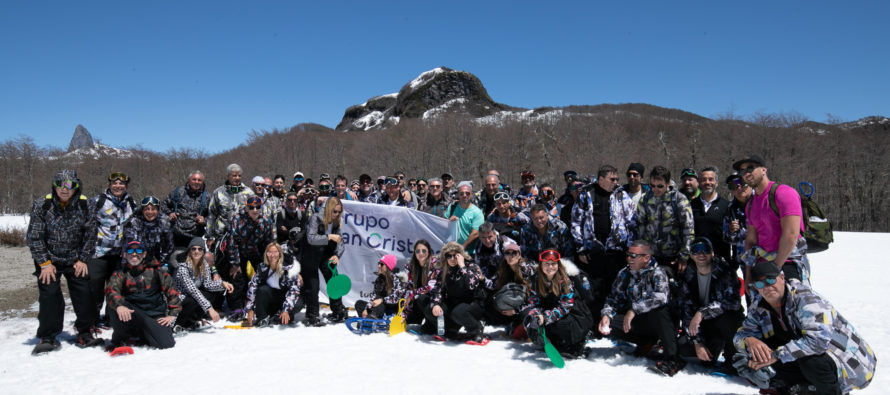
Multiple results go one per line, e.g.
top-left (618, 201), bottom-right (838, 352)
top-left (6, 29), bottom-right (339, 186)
top-left (32, 337), bottom-right (61, 355)
top-left (650, 359), bottom-right (686, 377)
top-left (76, 331), bottom-right (105, 348)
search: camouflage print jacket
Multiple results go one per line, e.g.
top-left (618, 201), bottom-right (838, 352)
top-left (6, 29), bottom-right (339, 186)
top-left (160, 184), bottom-right (208, 240)
top-left (601, 257), bottom-right (670, 318)
top-left (27, 193), bottom-right (97, 270)
top-left (522, 271), bottom-right (577, 326)
top-left (206, 183), bottom-right (255, 240)
top-left (571, 185), bottom-right (636, 254)
top-left (225, 211), bottom-right (276, 267)
top-left (635, 189), bottom-right (694, 260)
top-left (245, 255), bottom-right (301, 312)
top-left (106, 263), bottom-right (182, 318)
top-left (734, 282), bottom-right (876, 393)
top-left (519, 217), bottom-right (574, 261)
top-left (123, 215), bottom-right (175, 266)
top-left (90, 190), bottom-right (137, 258)
top-left (677, 256), bottom-right (743, 343)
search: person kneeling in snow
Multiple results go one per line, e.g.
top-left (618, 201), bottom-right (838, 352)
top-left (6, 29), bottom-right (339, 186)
top-left (106, 241), bottom-right (181, 349)
top-left (733, 261), bottom-right (876, 394)
top-left (245, 242), bottom-right (303, 327)
top-left (598, 240), bottom-right (684, 376)
top-left (354, 254), bottom-right (407, 319)
top-left (520, 249), bottom-right (593, 359)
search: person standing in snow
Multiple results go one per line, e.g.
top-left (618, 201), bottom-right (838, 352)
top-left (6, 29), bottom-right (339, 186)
top-left (122, 196), bottom-right (174, 269)
top-left (27, 170), bottom-right (101, 353)
top-left (302, 196), bottom-right (346, 326)
top-left (161, 170), bottom-right (209, 249)
top-left (206, 163), bottom-right (255, 250)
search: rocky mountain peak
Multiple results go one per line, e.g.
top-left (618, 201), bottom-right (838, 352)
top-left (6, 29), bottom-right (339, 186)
top-left (68, 124), bottom-right (94, 152)
top-left (336, 67), bottom-right (511, 131)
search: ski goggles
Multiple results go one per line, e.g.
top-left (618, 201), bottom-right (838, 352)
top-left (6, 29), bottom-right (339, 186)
top-left (246, 196), bottom-right (263, 207)
top-left (319, 173), bottom-right (331, 181)
top-left (691, 242), bottom-right (712, 255)
top-left (384, 177), bottom-right (399, 186)
top-left (318, 184), bottom-right (332, 191)
top-left (568, 182), bottom-right (584, 191)
top-left (293, 176), bottom-right (304, 182)
top-left (520, 170), bottom-right (535, 179)
top-left (539, 249), bottom-right (561, 263)
top-left (125, 247), bottom-right (144, 254)
top-left (140, 196), bottom-right (160, 207)
top-left (53, 179), bottom-right (79, 190)
top-left (753, 276), bottom-right (778, 289)
top-left (680, 168), bottom-right (698, 179)
top-left (108, 172), bottom-right (130, 183)
top-left (494, 192), bottom-right (511, 201)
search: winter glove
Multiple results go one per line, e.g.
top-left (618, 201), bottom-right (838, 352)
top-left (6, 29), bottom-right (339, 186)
top-left (523, 312), bottom-right (541, 330)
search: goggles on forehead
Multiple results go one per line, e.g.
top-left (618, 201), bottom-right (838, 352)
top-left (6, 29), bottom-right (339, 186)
top-left (494, 192), bottom-right (511, 201)
top-left (140, 196), bottom-right (160, 207)
top-left (319, 173), bottom-right (331, 181)
top-left (246, 196), bottom-right (263, 207)
top-left (539, 249), bottom-right (561, 263)
top-left (385, 177), bottom-right (399, 186)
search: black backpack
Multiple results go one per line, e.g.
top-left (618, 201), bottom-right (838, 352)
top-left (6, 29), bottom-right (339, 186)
top-left (747, 182), bottom-right (833, 253)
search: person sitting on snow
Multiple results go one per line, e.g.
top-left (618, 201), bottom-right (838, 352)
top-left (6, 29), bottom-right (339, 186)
top-left (733, 261), bottom-right (876, 394)
top-left (106, 241), bottom-right (181, 349)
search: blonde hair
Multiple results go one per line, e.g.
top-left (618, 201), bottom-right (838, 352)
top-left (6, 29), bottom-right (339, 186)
top-left (264, 242), bottom-right (285, 276)
top-left (323, 196), bottom-right (342, 227)
top-left (186, 249), bottom-right (207, 278)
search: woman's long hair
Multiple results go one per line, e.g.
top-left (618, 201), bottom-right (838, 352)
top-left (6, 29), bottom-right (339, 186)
top-left (437, 242), bottom-right (470, 286)
top-left (323, 196), bottom-right (342, 228)
top-left (496, 254), bottom-right (530, 292)
top-left (409, 239), bottom-right (433, 288)
top-left (264, 242), bottom-right (285, 276)
top-left (534, 259), bottom-right (570, 297)
top-left (186, 248), bottom-right (207, 279)
top-left (379, 264), bottom-right (394, 296)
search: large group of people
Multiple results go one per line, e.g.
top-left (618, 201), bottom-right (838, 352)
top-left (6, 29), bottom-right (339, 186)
top-left (26, 156), bottom-right (876, 394)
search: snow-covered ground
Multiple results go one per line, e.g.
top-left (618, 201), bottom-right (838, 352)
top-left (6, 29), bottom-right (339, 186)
top-left (0, 230), bottom-right (884, 394)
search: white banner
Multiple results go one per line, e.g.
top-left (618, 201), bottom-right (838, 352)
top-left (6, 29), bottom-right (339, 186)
top-left (319, 200), bottom-right (455, 306)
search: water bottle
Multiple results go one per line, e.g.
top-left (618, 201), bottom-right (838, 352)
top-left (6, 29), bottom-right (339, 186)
top-left (437, 314), bottom-right (445, 336)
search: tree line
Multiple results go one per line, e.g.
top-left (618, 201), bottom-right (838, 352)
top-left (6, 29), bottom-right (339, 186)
top-left (1, 107), bottom-right (887, 232)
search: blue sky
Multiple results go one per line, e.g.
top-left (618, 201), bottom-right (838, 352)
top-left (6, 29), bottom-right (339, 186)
top-left (2, 1), bottom-right (887, 153)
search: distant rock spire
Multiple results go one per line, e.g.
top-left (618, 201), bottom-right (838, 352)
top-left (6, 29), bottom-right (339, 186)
top-left (68, 124), bottom-right (94, 152)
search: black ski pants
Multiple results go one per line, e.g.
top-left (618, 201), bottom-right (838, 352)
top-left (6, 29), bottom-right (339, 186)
top-left (609, 305), bottom-right (679, 358)
top-left (221, 251), bottom-right (261, 311)
top-left (253, 285), bottom-right (304, 321)
top-left (87, 254), bottom-right (120, 324)
top-left (37, 264), bottom-right (95, 339)
top-left (110, 305), bottom-right (175, 349)
top-left (301, 254), bottom-right (344, 319)
top-left (424, 299), bottom-right (485, 337)
top-left (773, 353), bottom-right (841, 395)
top-left (177, 289), bottom-right (224, 328)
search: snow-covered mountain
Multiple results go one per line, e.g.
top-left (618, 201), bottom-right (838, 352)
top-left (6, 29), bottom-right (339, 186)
top-left (57, 124), bottom-right (133, 160)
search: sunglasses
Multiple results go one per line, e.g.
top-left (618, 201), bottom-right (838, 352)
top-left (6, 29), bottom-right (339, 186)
top-left (108, 172), bottom-right (130, 183)
top-left (504, 250), bottom-right (520, 256)
top-left (332, 210), bottom-right (342, 214)
top-left (140, 196), bottom-right (160, 207)
top-left (651, 184), bottom-right (666, 189)
top-left (397, 175), bottom-right (405, 180)
top-left (626, 252), bottom-right (647, 259)
top-left (247, 206), bottom-right (261, 211)
top-left (538, 250), bottom-right (561, 262)
top-left (568, 183), bottom-right (583, 191)
top-left (728, 178), bottom-right (745, 189)
top-left (429, 185), bottom-right (442, 188)
top-left (377, 262), bottom-right (385, 267)
top-left (753, 277), bottom-right (778, 289)
top-left (608, 177), bottom-right (619, 182)
top-left (286, 198), bottom-right (298, 202)
top-left (190, 246), bottom-right (205, 252)
top-left (626, 172), bottom-right (641, 178)
top-left (53, 179), bottom-right (79, 190)
top-left (417, 183), bottom-right (427, 188)
top-left (494, 192), bottom-right (511, 201)
top-left (459, 192), bottom-right (472, 196)
top-left (445, 253), bottom-right (458, 259)
top-left (254, 183), bottom-right (268, 188)
top-left (691, 242), bottom-right (711, 255)
top-left (414, 249), bottom-right (428, 255)
top-left (126, 248), bottom-right (144, 254)
top-left (739, 166), bottom-right (759, 174)
top-left (294, 176), bottom-right (304, 182)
